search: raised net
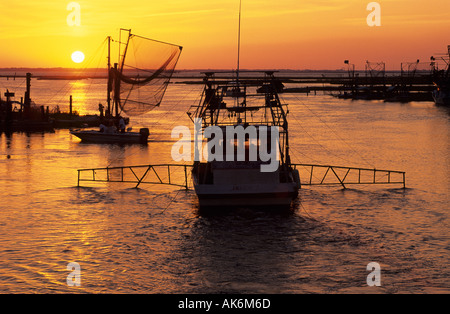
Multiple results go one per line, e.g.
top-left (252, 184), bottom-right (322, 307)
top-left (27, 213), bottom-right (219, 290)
top-left (113, 31), bottom-right (182, 116)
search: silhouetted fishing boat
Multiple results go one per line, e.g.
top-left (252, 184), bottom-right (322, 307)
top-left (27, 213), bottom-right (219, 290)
top-left (70, 29), bottom-right (182, 144)
top-left (433, 86), bottom-right (450, 106)
top-left (431, 46), bottom-right (450, 107)
top-left (188, 71), bottom-right (300, 210)
top-left (187, 2), bottom-right (299, 211)
top-left (432, 75), bottom-right (450, 106)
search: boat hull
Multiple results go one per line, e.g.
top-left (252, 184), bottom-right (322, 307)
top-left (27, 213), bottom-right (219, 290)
top-left (194, 184), bottom-right (298, 209)
top-left (192, 164), bottom-right (299, 211)
top-left (70, 130), bottom-right (148, 144)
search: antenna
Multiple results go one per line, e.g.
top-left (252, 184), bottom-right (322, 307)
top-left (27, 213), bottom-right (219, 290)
top-left (107, 36), bottom-right (111, 115)
top-left (237, 0), bottom-right (242, 83)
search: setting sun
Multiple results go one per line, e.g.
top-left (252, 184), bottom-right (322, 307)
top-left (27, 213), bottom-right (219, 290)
top-left (71, 51), bottom-right (85, 64)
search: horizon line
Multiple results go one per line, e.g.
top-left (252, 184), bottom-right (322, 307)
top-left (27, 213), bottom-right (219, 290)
top-left (0, 67), bottom-right (418, 73)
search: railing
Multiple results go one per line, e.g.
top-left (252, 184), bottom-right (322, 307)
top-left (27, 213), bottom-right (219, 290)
top-left (76, 163), bottom-right (406, 191)
top-left (77, 164), bottom-right (192, 189)
top-left (292, 164), bottom-right (406, 189)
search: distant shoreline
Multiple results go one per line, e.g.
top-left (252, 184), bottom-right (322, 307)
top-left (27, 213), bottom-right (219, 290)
top-left (0, 68), bottom-right (349, 81)
top-left (0, 68), bottom-right (419, 81)
top-left (0, 67), bottom-right (348, 71)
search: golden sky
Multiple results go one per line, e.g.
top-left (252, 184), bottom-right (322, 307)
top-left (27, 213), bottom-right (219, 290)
top-left (0, 0), bottom-right (449, 70)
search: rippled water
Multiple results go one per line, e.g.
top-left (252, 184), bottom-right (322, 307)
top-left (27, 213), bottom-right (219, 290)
top-left (0, 76), bottom-right (449, 293)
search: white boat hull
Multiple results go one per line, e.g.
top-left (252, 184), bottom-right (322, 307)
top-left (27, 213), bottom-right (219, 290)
top-left (193, 182), bottom-right (298, 208)
top-left (70, 130), bottom-right (149, 144)
top-left (192, 162), bottom-right (299, 210)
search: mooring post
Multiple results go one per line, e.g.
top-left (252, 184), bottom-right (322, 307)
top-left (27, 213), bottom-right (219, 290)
top-left (184, 165), bottom-right (188, 190)
top-left (4, 90), bottom-right (14, 123)
top-left (24, 73), bottom-right (31, 111)
top-left (69, 95), bottom-right (73, 116)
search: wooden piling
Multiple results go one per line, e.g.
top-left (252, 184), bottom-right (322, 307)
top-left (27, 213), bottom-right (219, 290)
top-left (69, 95), bottom-right (73, 116)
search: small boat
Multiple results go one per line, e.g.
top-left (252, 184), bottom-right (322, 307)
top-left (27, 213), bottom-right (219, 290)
top-left (70, 127), bottom-right (149, 144)
top-left (70, 29), bottom-right (182, 144)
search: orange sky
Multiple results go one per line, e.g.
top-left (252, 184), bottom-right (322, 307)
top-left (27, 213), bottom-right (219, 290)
top-left (0, 0), bottom-right (449, 70)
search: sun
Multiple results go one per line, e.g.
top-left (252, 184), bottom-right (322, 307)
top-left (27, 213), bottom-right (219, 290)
top-left (71, 51), bottom-right (85, 64)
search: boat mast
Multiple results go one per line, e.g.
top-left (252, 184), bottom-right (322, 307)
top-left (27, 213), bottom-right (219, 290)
top-left (236, 0), bottom-right (242, 84)
top-left (107, 36), bottom-right (112, 116)
top-left (111, 29), bottom-right (132, 118)
top-left (120, 29), bottom-right (132, 75)
top-left (114, 63), bottom-right (119, 117)
top-left (446, 45), bottom-right (450, 78)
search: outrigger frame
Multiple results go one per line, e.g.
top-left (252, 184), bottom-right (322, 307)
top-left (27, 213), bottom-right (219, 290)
top-left (293, 164), bottom-right (406, 189)
top-left (76, 163), bottom-right (406, 190)
top-left (77, 164), bottom-right (192, 189)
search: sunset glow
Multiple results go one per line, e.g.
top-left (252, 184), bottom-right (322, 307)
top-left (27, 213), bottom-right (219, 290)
top-left (71, 51), bottom-right (85, 63)
top-left (0, 0), bottom-right (449, 70)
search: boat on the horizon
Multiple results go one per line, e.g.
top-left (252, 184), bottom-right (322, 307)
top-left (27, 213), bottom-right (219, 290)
top-left (432, 72), bottom-right (450, 107)
top-left (432, 83), bottom-right (450, 106)
top-left (431, 46), bottom-right (450, 107)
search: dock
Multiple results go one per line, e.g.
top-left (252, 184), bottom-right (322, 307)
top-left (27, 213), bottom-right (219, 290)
top-left (177, 73), bottom-right (436, 102)
top-left (0, 73), bottom-right (108, 133)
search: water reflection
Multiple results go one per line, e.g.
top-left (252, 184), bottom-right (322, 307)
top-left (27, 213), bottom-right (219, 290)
top-left (67, 81), bottom-right (88, 115)
top-left (1, 79), bottom-right (449, 293)
top-left (174, 206), bottom-right (313, 293)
